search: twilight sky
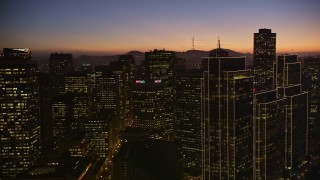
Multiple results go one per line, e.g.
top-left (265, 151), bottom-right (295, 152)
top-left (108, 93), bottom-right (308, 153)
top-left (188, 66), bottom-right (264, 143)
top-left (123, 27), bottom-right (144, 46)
top-left (1, 0), bottom-right (320, 56)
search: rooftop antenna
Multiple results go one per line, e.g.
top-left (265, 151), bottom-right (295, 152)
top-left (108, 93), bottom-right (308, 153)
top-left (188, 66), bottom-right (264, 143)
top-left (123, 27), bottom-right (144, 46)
top-left (217, 36), bottom-right (221, 49)
top-left (192, 35), bottom-right (194, 50)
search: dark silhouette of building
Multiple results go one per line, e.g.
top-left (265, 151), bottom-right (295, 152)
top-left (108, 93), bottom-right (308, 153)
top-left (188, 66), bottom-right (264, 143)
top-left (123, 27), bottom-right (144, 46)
top-left (132, 79), bottom-right (171, 141)
top-left (253, 90), bottom-right (286, 179)
top-left (276, 54), bottom-right (300, 87)
top-left (49, 53), bottom-right (74, 75)
top-left (201, 43), bottom-right (253, 179)
top-left (50, 94), bottom-right (72, 148)
top-left (63, 71), bottom-right (93, 130)
top-left (175, 70), bottom-right (202, 177)
top-left (116, 55), bottom-right (135, 126)
top-left (113, 128), bottom-right (182, 180)
top-left (144, 49), bottom-right (176, 141)
top-left (253, 28), bottom-right (276, 92)
top-left (302, 57), bottom-right (320, 139)
top-left (38, 72), bottom-right (54, 153)
top-left (85, 109), bottom-right (114, 158)
top-left (93, 57), bottom-right (135, 159)
top-left (278, 85), bottom-right (308, 170)
top-left (3, 48), bottom-right (31, 60)
top-left (275, 54), bottom-right (308, 170)
top-left (0, 48), bottom-right (41, 179)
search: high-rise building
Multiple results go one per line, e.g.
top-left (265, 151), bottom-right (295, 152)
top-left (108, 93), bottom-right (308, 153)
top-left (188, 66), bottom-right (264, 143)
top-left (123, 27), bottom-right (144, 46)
top-left (302, 57), bottom-right (320, 138)
top-left (144, 49), bottom-right (176, 81)
top-left (50, 94), bottom-right (71, 148)
top-left (49, 53), bottom-right (74, 75)
top-left (275, 54), bottom-right (308, 170)
top-left (278, 85), bottom-right (308, 170)
top-left (253, 90), bottom-right (286, 179)
top-left (85, 109), bottom-right (113, 158)
top-left (220, 70), bottom-right (254, 179)
top-left (3, 48), bottom-right (31, 60)
top-left (115, 55), bottom-right (135, 126)
top-left (253, 28), bottom-right (276, 92)
top-left (0, 48), bottom-right (41, 179)
top-left (144, 49), bottom-right (176, 141)
top-left (175, 70), bottom-right (202, 177)
top-left (93, 63), bottom-right (126, 158)
top-left (201, 45), bottom-right (253, 179)
top-left (38, 72), bottom-right (54, 153)
top-left (64, 71), bottom-right (92, 130)
top-left (276, 54), bottom-right (300, 87)
top-left (132, 79), bottom-right (171, 141)
top-left (49, 53), bottom-right (74, 97)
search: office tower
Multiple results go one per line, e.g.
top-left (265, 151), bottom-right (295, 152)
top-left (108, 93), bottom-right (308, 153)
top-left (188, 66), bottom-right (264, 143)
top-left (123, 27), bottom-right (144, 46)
top-left (94, 64), bottom-right (126, 157)
top-left (50, 95), bottom-right (71, 148)
top-left (49, 53), bottom-right (74, 96)
top-left (175, 70), bottom-right (202, 177)
top-left (254, 28), bottom-right (276, 92)
top-left (117, 55), bottom-right (135, 126)
top-left (144, 49), bottom-right (176, 141)
top-left (278, 85), bottom-right (308, 170)
top-left (253, 90), bottom-right (286, 179)
top-left (144, 49), bottom-right (176, 80)
top-left (85, 109), bottom-right (114, 158)
top-left (0, 48), bottom-right (40, 179)
top-left (49, 53), bottom-right (74, 75)
top-left (221, 70), bottom-right (254, 179)
top-left (302, 57), bottom-right (320, 138)
top-left (38, 72), bottom-right (54, 152)
top-left (64, 71), bottom-right (92, 130)
top-left (113, 128), bottom-right (182, 180)
top-left (275, 54), bottom-right (308, 170)
top-left (3, 48), bottom-right (31, 60)
top-left (276, 54), bottom-right (300, 87)
top-left (48, 71), bottom-right (92, 148)
top-left (201, 45), bottom-right (253, 179)
top-left (132, 80), bottom-right (171, 141)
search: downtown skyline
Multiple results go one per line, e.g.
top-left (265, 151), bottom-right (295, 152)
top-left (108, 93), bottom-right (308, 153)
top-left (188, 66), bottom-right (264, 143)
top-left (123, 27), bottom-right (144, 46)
top-left (1, 0), bottom-right (320, 56)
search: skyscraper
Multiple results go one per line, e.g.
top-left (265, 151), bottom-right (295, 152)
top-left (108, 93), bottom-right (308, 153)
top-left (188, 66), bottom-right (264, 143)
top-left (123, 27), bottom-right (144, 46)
top-left (49, 53), bottom-right (74, 75)
top-left (50, 94), bottom-right (71, 148)
top-left (278, 85), bottom-right (308, 170)
top-left (0, 48), bottom-right (41, 179)
top-left (93, 63), bottom-right (127, 158)
top-left (276, 54), bottom-right (300, 88)
top-left (3, 48), bottom-right (31, 60)
top-left (64, 71), bottom-right (92, 130)
top-left (253, 90), bottom-right (286, 179)
top-left (132, 79), bottom-right (171, 141)
top-left (116, 55), bottom-right (135, 126)
top-left (275, 54), bottom-right (308, 171)
top-left (201, 45), bottom-right (253, 179)
top-left (254, 28), bottom-right (276, 92)
top-left (175, 70), bottom-right (202, 177)
top-left (302, 57), bottom-right (320, 138)
top-left (144, 49), bottom-right (177, 141)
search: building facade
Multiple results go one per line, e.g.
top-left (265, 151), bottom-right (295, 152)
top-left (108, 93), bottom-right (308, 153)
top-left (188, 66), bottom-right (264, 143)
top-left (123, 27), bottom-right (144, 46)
top-left (253, 29), bottom-right (276, 92)
top-left (201, 47), bottom-right (253, 179)
top-left (175, 70), bottom-right (202, 177)
top-left (0, 48), bottom-right (41, 179)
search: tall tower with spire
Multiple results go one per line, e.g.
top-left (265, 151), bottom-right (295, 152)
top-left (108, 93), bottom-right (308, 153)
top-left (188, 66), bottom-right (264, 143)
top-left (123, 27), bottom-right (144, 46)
top-left (201, 40), bottom-right (253, 179)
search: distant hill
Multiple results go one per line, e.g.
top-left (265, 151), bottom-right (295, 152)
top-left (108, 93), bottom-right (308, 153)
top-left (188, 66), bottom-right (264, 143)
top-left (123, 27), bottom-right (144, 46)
top-left (176, 49), bottom-right (253, 68)
top-left (34, 49), bottom-right (253, 71)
